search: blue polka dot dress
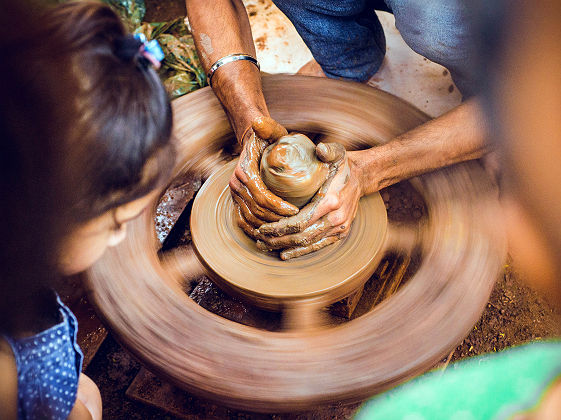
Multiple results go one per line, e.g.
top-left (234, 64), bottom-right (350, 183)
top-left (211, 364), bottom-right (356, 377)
top-left (3, 295), bottom-right (84, 420)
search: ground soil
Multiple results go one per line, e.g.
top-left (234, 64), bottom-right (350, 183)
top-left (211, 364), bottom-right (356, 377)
top-left (81, 1), bottom-right (561, 418)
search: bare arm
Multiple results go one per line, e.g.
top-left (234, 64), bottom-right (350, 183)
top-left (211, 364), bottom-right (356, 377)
top-left (68, 374), bottom-right (102, 420)
top-left (0, 338), bottom-right (18, 420)
top-left (185, 0), bottom-right (299, 219)
top-left (185, 0), bottom-right (268, 139)
top-left (68, 400), bottom-right (93, 420)
top-left (353, 98), bottom-right (488, 195)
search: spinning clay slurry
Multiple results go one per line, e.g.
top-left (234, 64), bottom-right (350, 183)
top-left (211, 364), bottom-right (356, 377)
top-left (260, 133), bottom-right (329, 208)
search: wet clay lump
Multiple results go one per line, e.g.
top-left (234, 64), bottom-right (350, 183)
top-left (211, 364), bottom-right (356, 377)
top-left (260, 133), bottom-right (329, 208)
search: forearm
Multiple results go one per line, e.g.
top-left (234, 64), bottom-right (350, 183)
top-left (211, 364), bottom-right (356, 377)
top-left (354, 98), bottom-right (489, 195)
top-left (185, 0), bottom-right (268, 139)
top-left (68, 374), bottom-right (101, 420)
top-left (68, 400), bottom-right (93, 420)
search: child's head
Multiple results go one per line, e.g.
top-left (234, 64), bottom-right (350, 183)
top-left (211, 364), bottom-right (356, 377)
top-left (42, 2), bottom-right (175, 273)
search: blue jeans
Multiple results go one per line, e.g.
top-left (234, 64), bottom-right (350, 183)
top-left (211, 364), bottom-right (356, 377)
top-left (273, 0), bottom-right (477, 95)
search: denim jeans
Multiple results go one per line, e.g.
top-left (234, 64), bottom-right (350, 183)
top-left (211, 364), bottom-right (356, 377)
top-left (273, 0), bottom-right (477, 95)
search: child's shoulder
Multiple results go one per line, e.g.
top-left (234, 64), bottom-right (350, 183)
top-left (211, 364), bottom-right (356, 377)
top-left (0, 336), bottom-right (18, 420)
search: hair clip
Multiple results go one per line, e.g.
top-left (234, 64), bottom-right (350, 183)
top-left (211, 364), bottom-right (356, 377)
top-left (134, 33), bottom-right (165, 70)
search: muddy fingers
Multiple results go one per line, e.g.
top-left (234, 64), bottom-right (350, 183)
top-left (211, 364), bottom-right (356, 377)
top-left (231, 192), bottom-right (266, 228)
top-left (230, 178), bottom-right (282, 222)
top-left (280, 236), bottom-right (340, 260)
top-left (252, 116), bottom-right (288, 140)
top-left (256, 217), bottom-right (333, 251)
top-left (258, 174), bottom-right (336, 236)
top-left (316, 142), bottom-right (346, 164)
top-left (257, 142), bottom-right (347, 237)
top-left (233, 203), bottom-right (263, 241)
top-left (238, 134), bottom-right (299, 216)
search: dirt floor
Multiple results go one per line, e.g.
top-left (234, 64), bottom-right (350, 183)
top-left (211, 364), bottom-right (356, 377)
top-left (78, 1), bottom-right (561, 418)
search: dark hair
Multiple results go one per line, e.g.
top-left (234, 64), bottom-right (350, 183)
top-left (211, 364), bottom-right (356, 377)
top-left (0, 1), bottom-right (175, 335)
top-left (0, 0), bottom-right (74, 334)
top-left (43, 1), bottom-right (174, 222)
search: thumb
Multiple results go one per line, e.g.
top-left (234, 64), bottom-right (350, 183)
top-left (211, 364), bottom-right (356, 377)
top-left (252, 116), bottom-right (288, 141)
top-left (316, 142), bottom-right (346, 164)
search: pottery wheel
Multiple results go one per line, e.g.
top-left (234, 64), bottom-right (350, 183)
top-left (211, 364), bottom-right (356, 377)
top-left (191, 159), bottom-right (387, 310)
top-left (87, 75), bottom-right (506, 412)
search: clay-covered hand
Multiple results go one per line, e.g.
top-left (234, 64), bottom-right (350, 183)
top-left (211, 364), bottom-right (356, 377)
top-left (257, 143), bottom-right (364, 260)
top-left (230, 116), bottom-right (299, 239)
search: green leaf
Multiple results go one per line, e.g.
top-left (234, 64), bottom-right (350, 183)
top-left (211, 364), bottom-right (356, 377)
top-left (134, 18), bottom-right (207, 98)
top-left (164, 73), bottom-right (201, 99)
top-left (100, 0), bottom-right (146, 31)
top-left (157, 33), bottom-right (206, 87)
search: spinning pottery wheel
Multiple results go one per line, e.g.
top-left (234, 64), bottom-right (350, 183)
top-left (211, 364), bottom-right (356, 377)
top-left (192, 159), bottom-right (388, 314)
top-left (87, 75), bottom-right (506, 412)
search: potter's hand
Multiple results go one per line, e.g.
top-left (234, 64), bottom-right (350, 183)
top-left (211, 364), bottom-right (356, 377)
top-left (230, 116), bottom-right (299, 239)
top-left (257, 143), bottom-right (364, 260)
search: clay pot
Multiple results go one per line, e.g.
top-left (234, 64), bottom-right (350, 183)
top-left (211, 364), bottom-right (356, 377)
top-left (260, 133), bottom-right (329, 208)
